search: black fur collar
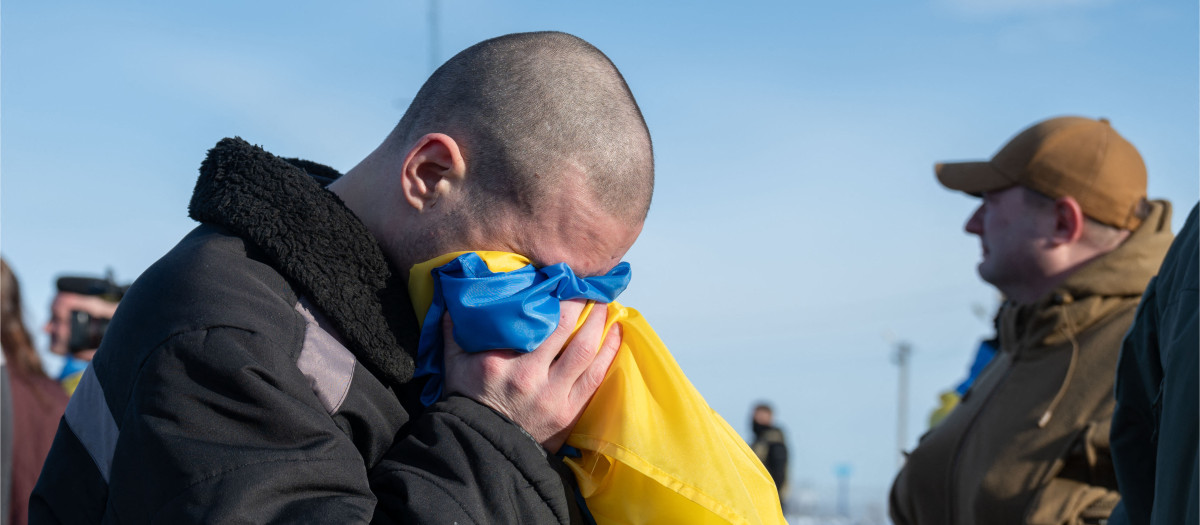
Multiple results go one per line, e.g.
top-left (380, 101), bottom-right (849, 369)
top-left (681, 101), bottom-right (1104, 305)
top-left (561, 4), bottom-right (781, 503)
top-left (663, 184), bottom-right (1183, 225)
top-left (188, 137), bottom-right (417, 386)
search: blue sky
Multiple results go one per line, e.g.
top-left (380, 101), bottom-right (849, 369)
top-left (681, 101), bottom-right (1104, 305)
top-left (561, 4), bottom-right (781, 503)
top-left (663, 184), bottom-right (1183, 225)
top-left (3, 0), bottom-right (1196, 514)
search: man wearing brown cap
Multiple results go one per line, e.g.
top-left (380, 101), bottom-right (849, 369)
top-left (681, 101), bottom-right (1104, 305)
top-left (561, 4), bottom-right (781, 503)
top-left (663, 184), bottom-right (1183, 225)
top-left (889, 116), bottom-right (1175, 525)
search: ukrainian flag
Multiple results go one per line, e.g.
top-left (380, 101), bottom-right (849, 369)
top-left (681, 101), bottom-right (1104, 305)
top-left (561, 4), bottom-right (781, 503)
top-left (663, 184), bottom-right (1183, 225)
top-left (410, 252), bottom-right (786, 525)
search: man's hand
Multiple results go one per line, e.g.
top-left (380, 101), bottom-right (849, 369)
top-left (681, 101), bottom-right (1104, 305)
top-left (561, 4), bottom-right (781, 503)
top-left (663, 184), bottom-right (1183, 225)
top-left (442, 299), bottom-right (621, 453)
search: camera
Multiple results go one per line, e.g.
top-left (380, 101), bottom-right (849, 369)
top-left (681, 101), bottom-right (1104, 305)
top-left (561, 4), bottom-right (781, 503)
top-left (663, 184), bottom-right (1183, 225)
top-left (55, 268), bottom-right (127, 355)
top-left (67, 310), bottom-right (111, 354)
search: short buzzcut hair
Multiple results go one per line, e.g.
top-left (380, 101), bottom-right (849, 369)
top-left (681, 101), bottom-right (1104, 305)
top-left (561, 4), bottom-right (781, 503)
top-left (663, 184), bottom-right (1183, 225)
top-left (1020, 187), bottom-right (1138, 249)
top-left (391, 31), bottom-right (654, 225)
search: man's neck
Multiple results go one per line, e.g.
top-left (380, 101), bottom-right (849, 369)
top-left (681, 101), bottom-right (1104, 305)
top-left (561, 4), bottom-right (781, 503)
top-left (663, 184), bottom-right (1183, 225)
top-left (1005, 244), bottom-right (1118, 304)
top-left (1004, 278), bottom-right (1065, 305)
top-left (328, 164), bottom-right (429, 287)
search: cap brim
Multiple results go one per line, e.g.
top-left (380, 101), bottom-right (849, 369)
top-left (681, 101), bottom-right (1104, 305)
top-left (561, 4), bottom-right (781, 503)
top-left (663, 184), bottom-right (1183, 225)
top-left (935, 161), bottom-right (1015, 196)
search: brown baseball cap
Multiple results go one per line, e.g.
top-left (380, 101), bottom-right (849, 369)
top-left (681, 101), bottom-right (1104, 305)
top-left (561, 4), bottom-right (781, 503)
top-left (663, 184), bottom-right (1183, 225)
top-left (936, 116), bottom-right (1148, 230)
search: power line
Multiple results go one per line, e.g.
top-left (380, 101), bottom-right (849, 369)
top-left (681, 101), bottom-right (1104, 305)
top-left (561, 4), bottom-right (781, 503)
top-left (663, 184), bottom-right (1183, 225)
top-left (428, 0), bottom-right (440, 74)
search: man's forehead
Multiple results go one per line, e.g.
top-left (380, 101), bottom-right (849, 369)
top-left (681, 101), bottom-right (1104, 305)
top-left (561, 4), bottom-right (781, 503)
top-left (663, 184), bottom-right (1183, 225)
top-left (980, 185), bottom-right (1024, 201)
top-left (52, 292), bottom-right (84, 306)
top-left (525, 245), bottom-right (625, 277)
top-left (510, 190), bottom-right (642, 276)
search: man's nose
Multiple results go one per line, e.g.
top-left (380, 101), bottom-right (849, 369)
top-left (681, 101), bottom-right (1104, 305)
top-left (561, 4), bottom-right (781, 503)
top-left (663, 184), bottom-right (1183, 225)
top-left (965, 204), bottom-right (985, 235)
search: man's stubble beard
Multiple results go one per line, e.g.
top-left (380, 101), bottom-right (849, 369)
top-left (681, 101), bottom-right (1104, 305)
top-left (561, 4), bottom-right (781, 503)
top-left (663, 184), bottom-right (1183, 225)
top-left (383, 207), bottom-right (481, 279)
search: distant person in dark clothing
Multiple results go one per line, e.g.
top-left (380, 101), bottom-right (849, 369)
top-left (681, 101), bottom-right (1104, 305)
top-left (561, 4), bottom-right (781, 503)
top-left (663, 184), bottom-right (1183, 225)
top-left (1, 258), bottom-right (69, 525)
top-left (1108, 203), bottom-right (1199, 525)
top-left (751, 403), bottom-right (789, 508)
top-left (2, 351), bottom-right (11, 525)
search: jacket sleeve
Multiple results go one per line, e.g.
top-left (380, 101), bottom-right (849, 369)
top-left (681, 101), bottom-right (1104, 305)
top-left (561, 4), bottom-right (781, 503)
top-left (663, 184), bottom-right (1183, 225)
top-left (1108, 282), bottom-right (1161, 525)
top-left (369, 395), bottom-right (572, 525)
top-left (1025, 419), bottom-right (1121, 525)
top-left (1110, 224), bottom-right (1200, 525)
top-left (33, 326), bottom-right (379, 524)
top-left (888, 464), bottom-right (916, 525)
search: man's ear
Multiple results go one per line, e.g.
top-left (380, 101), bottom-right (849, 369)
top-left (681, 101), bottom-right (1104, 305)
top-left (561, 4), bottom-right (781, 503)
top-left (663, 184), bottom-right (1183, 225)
top-left (400, 133), bottom-right (466, 211)
top-left (1050, 195), bottom-right (1086, 245)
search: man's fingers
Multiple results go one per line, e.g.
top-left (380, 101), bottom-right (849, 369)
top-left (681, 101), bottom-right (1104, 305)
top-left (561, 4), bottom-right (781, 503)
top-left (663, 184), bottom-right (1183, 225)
top-left (550, 302), bottom-right (610, 383)
top-left (571, 321), bottom-right (621, 407)
top-left (441, 314), bottom-right (461, 358)
top-left (441, 298), bottom-right (622, 452)
top-left (529, 298), bottom-right (587, 368)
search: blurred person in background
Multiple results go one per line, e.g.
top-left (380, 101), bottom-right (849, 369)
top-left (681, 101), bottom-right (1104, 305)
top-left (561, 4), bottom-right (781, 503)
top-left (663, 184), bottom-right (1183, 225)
top-left (1107, 203), bottom-right (1198, 525)
top-left (2, 348), bottom-right (11, 523)
top-left (928, 311), bottom-right (999, 428)
top-left (43, 272), bottom-right (125, 394)
top-left (2, 258), bottom-right (70, 525)
top-left (751, 402), bottom-right (789, 511)
top-left (890, 116), bottom-right (1174, 525)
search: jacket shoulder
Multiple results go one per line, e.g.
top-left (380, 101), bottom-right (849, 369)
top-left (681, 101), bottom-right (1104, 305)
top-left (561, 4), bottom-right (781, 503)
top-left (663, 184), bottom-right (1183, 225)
top-left (92, 224), bottom-right (306, 421)
top-left (118, 223), bottom-right (300, 337)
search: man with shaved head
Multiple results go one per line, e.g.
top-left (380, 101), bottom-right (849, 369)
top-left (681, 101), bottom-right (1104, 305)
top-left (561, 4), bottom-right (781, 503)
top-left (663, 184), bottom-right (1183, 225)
top-left (34, 32), bottom-right (653, 524)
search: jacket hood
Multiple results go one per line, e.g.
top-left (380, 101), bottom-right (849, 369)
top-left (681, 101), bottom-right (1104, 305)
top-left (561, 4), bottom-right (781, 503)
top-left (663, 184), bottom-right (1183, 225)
top-left (1060, 199), bottom-right (1175, 299)
top-left (188, 137), bottom-right (418, 386)
top-left (1002, 199), bottom-right (1174, 353)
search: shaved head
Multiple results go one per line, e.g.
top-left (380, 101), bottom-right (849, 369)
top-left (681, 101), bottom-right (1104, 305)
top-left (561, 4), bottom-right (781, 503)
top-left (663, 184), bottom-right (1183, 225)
top-left (334, 32), bottom-right (654, 277)
top-left (389, 31), bottom-right (654, 226)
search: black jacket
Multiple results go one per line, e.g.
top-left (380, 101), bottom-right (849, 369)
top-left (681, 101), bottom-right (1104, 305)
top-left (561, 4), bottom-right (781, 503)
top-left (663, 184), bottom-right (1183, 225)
top-left (31, 138), bottom-right (576, 524)
top-left (751, 424), bottom-right (788, 491)
top-left (1109, 203), bottom-right (1199, 525)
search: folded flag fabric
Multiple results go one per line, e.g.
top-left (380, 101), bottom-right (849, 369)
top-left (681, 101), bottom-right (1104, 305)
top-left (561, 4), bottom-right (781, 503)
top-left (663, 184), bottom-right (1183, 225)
top-left (409, 251), bottom-right (786, 525)
top-left (411, 251), bottom-right (631, 405)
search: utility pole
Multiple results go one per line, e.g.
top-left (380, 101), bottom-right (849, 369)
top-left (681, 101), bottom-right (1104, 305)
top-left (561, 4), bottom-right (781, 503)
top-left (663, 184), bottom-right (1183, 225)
top-left (428, 0), bottom-right (440, 74)
top-left (892, 341), bottom-right (912, 469)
